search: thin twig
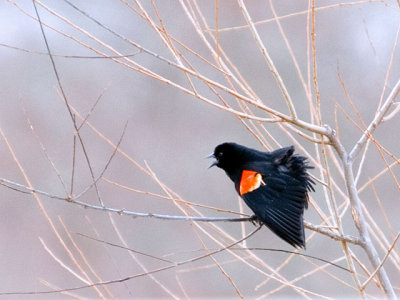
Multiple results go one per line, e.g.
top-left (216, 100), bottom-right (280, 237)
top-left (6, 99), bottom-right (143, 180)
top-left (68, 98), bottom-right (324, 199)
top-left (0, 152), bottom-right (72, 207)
top-left (210, 1), bottom-right (385, 33)
top-left (75, 233), bottom-right (174, 264)
top-left (192, 224), bottom-right (244, 298)
top-left (382, 102), bottom-right (400, 122)
top-left (19, 0), bottom-right (331, 137)
top-left (0, 42), bottom-right (142, 59)
top-left (0, 225), bottom-right (262, 295)
top-left (237, 0), bottom-right (297, 119)
top-left (339, 148), bottom-right (396, 298)
top-left (0, 128), bottom-right (87, 294)
top-left (68, 121), bottom-right (128, 200)
top-left (361, 233), bottom-right (400, 291)
top-left (39, 237), bottom-right (90, 285)
top-left (349, 77), bottom-right (400, 160)
top-left (23, 107), bottom-right (69, 197)
top-left (59, 219), bottom-right (113, 298)
top-left (0, 177), bottom-right (361, 245)
top-left (32, 0), bottom-right (105, 207)
top-left (304, 221), bottom-right (362, 245)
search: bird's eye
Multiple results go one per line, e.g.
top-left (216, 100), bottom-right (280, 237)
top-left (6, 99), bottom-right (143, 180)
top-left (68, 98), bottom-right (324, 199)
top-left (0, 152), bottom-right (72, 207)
top-left (216, 151), bottom-right (223, 158)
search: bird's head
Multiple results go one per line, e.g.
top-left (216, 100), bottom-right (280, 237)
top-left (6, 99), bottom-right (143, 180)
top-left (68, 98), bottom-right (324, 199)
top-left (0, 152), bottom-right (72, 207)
top-left (207, 142), bottom-right (245, 172)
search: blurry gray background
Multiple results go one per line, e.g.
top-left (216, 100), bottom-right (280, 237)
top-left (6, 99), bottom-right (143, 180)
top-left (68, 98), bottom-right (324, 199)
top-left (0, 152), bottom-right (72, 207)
top-left (1, 0), bottom-right (400, 298)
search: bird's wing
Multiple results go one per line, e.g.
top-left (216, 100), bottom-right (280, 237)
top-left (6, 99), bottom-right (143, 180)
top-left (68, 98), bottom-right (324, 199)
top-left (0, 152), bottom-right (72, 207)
top-left (240, 165), bottom-right (309, 248)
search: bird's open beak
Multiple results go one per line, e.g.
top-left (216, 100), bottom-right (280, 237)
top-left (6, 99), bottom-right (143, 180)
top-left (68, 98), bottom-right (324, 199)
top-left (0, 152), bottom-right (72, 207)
top-left (206, 153), bottom-right (218, 168)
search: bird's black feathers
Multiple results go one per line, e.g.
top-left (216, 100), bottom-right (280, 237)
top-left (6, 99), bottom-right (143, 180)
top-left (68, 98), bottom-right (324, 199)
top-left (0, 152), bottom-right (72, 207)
top-left (210, 142), bottom-right (315, 248)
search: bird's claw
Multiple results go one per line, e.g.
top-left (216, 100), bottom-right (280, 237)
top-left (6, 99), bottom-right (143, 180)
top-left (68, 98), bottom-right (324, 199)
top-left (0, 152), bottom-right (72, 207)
top-left (249, 215), bottom-right (262, 226)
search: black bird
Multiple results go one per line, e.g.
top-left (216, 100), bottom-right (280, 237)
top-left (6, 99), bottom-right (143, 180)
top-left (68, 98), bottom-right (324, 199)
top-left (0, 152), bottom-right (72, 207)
top-left (208, 142), bottom-right (315, 248)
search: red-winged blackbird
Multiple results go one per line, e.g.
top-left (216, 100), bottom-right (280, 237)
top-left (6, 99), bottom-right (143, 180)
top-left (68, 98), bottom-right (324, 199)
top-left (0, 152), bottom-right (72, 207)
top-left (208, 142), bottom-right (315, 248)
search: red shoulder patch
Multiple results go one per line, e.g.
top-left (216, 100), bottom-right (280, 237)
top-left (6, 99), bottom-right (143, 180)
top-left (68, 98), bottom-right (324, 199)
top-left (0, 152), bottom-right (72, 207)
top-left (239, 170), bottom-right (265, 195)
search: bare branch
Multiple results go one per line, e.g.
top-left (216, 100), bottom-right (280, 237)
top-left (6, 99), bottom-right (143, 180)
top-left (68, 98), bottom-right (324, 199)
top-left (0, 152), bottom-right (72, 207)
top-left (4, 1), bottom-right (399, 297)
top-left (210, 1), bottom-right (385, 33)
top-left (0, 177), bottom-right (361, 245)
top-left (0, 225), bottom-right (263, 296)
top-left (304, 221), bottom-right (362, 245)
top-left (75, 233), bottom-right (174, 264)
top-left (32, 0), bottom-right (105, 207)
top-left (382, 102), bottom-right (400, 122)
top-left (361, 233), bottom-right (400, 291)
top-left (349, 77), bottom-right (400, 160)
top-left (341, 152), bottom-right (397, 298)
top-left (237, 0), bottom-right (297, 119)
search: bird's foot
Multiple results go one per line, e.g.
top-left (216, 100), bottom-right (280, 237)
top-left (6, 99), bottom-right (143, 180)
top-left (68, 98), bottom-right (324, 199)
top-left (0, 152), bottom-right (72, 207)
top-left (249, 215), bottom-right (263, 226)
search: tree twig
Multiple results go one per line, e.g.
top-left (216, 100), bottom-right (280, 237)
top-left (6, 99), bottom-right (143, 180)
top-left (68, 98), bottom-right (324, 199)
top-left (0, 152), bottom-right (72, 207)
top-left (0, 177), bottom-right (362, 245)
top-left (360, 232), bottom-right (400, 292)
top-left (237, 0), bottom-right (297, 119)
top-left (349, 77), bottom-right (400, 160)
top-left (0, 224), bottom-right (263, 295)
